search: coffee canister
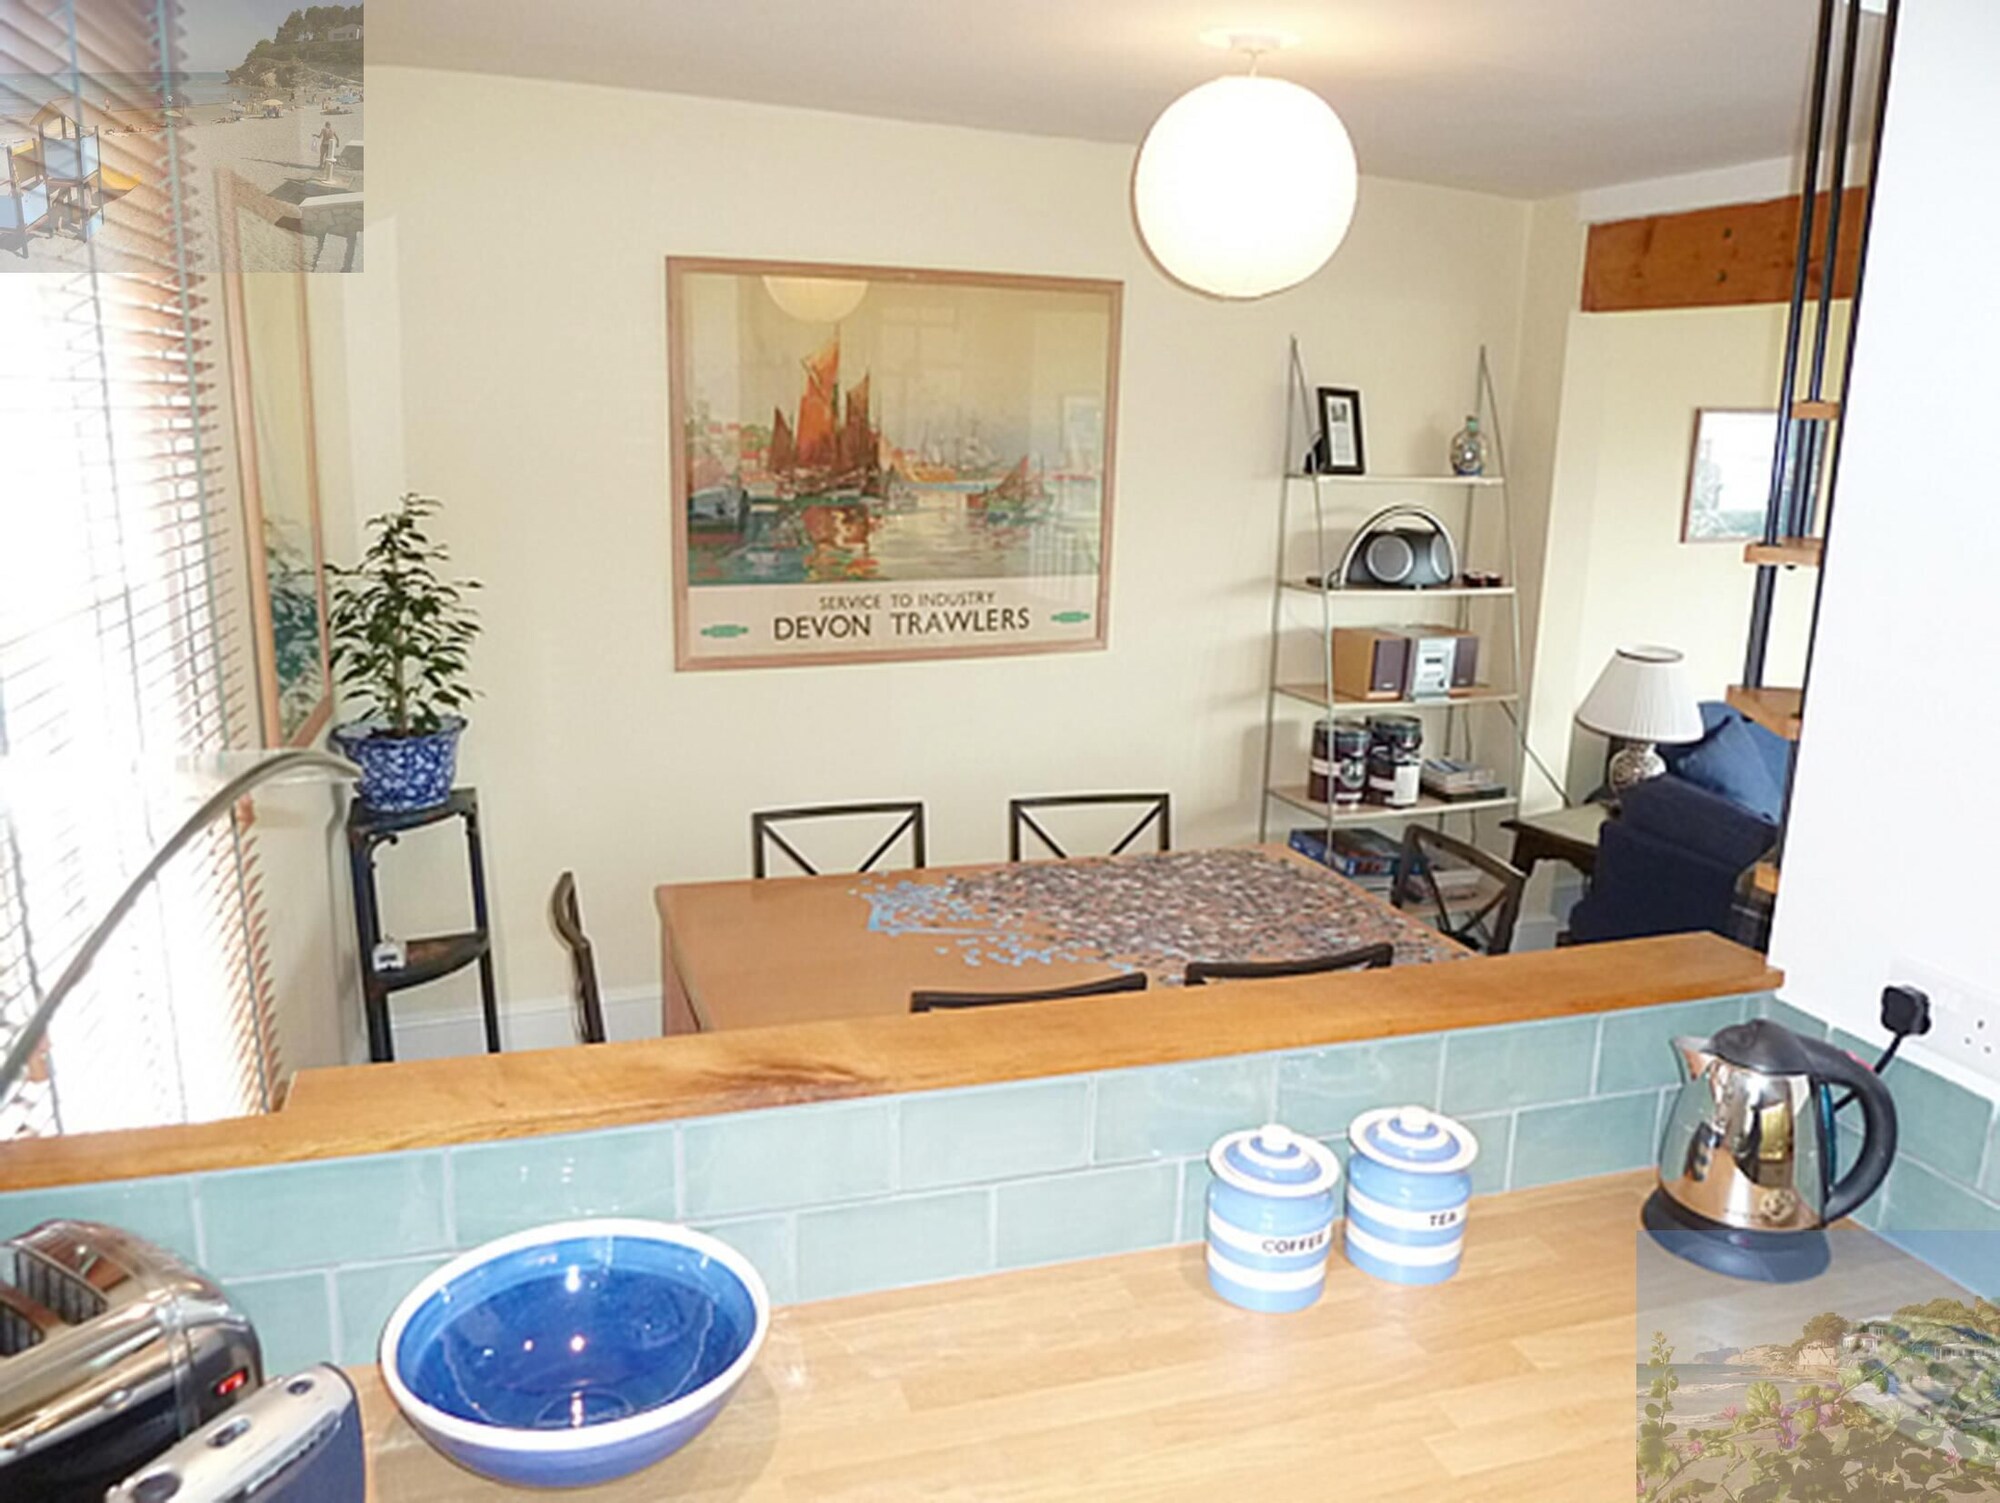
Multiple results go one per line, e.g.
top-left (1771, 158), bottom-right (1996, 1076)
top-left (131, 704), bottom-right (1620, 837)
top-left (1344, 1105), bottom-right (1479, 1285)
top-left (1365, 714), bottom-right (1424, 807)
top-left (1204, 1123), bottom-right (1342, 1313)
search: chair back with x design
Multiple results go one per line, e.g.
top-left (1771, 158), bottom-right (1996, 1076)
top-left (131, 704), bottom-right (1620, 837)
top-left (1008, 792), bottom-right (1171, 862)
top-left (1390, 824), bottom-right (1526, 955)
top-left (751, 800), bottom-right (927, 879)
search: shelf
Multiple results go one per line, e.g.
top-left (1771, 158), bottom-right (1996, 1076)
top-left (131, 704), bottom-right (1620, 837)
top-left (1285, 473), bottom-right (1505, 487)
top-left (1725, 684), bottom-right (1803, 742)
top-left (1282, 581), bottom-right (1517, 601)
top-left (1743, 538), bottom-right (1823, 568)
top-left (1791, 399), bottom-right (1841, 421)
top-left (372, 931), bottom-right (490, 993)
top-left (1275, 684), bottom-right (1518, 712)
top-left (1267, 786), bottom-right (1519, 823)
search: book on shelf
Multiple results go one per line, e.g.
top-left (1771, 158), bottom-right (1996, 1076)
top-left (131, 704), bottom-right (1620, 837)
top-left (1288, 825), bottom-right (1402, 877)
top-left (1421, 756), bottom-right (1508, 802)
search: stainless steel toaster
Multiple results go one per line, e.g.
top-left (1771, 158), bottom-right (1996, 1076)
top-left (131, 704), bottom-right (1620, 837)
top-left (108, 1365), bottom-right (364, 1503)
top-left (0, 1218), bottom-right (262, 1503)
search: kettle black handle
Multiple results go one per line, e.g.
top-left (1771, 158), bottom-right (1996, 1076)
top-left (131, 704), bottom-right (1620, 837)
top-left (1797, 1033), bottom-right (1898, 1223)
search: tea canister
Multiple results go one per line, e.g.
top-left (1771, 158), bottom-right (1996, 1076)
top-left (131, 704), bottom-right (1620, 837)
top-left (1204, 1123), bottom-right (1342, 1314)
top-left (1344, 1105), bottom-right (1479, 1286)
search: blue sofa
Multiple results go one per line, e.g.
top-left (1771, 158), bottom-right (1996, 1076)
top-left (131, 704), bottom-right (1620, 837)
top-left (1566, 703), bottom-right (1790, 946)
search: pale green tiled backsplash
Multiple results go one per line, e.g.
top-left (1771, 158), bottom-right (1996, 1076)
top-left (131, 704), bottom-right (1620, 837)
top-left (0, 992), bottom-right (1782, 1374)
top-left (1769, 996), bottom-right (2000, 1298)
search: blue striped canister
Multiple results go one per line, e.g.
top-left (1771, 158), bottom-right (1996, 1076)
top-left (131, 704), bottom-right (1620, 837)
top-left (1204, 1123), bottom-right (1342, 1314)
top-left (1343, 1105), bottom-right (1480, 1286)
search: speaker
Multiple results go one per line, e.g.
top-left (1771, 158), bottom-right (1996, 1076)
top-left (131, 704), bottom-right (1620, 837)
top-left (1336, 505), bottom-right (1460, 590)
top-left (1331, 629), bottom-right (1413, 701)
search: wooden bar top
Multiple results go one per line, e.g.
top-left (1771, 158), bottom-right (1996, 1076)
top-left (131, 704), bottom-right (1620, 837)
top-left (359, 1172), bottom-right (1657, 1501)
top-left (0, 933), bottom-right (1777, 1192)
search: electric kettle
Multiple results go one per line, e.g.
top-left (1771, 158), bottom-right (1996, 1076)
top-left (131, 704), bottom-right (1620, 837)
top-left (1644, 1018), bottom-right (1898, 1281)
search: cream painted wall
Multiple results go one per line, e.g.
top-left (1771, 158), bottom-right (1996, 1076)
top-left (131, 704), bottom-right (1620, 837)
top-left (1524, 297), bottom-right (1827, 805)
top-left (321, 66), bottom-right (1536, 1035)
top-left (1770, 0), bottom-right (2000, 1100)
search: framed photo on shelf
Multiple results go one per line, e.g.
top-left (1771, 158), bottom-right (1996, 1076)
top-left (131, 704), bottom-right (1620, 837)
top-left (666, 256), bottom-right (1122, 670)
top-left (1312, 386), bottom-right (1366, 475)
top-left (1682, 407), bottom-right (1812, 542)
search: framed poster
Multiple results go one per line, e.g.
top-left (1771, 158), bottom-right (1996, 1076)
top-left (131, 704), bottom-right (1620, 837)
top-left (1683, 407), bottom-right (1799, 543)
top-left (218, 170), bottom-right (332, 745)
top-left (667, 257), bottom-right (1121, 669)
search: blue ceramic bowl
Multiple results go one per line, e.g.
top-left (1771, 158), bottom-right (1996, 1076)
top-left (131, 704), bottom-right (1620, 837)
top-left (380, 1220), bottom-right (769, 1488)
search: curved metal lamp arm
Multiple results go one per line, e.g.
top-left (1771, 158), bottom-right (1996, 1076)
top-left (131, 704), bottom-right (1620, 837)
top-left (0, 748), bottom-right (358, 1103)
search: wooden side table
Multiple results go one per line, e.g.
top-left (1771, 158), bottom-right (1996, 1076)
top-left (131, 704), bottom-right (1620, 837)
top-left (1502, 802), bottom-right (1611, 882)
top-left (345, 787), bottom-right (500, 1062)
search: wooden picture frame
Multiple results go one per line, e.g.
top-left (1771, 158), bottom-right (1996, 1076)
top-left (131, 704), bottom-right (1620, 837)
top-left (1683, 407), bottom-right (1795, 544)
top-left (1313, 386), bottom-right (1366, 476)
top-left (667, 256), bottom-right (1122, 670)
top-left (217, 168), bottom-right (332, 745)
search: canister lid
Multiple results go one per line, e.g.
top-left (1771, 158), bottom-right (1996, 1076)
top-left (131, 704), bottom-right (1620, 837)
top-left (1347, 1105), bottom-right (1479, 1174)
top-left (1208, 1123), bottom-right (1342, 1197)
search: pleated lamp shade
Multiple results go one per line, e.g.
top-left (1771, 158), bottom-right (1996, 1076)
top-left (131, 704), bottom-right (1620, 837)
top-left (1575, 645), bottom-right (1705, 744)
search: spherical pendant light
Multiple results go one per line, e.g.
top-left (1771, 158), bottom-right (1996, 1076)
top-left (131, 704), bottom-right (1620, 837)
top-left (762, 275), bottom-right (869, 323)
top-left (1133, 38), bottom-right (1358, 300)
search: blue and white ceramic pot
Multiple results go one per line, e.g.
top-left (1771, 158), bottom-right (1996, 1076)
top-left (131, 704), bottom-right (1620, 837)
top-left (1204, 1123), bottom-right (1342, 1314)
top-left (333, 716), bottom-right (464, 813)
top-left (1344, 1105), bottom-right (1479, 1286)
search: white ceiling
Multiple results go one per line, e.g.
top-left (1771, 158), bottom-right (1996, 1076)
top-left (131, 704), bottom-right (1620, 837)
top-left (369, 0), bottom-right (1882, 199)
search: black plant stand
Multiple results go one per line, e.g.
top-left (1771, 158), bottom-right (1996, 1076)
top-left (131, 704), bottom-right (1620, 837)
top-left (345, 787), bottom-right (500, 1062)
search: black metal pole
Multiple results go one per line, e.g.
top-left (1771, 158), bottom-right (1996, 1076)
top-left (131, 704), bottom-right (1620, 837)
top-left (1777, 0), bottom-right (1902, 855)
top-left (1744, 0), bottom-right (1841, 690)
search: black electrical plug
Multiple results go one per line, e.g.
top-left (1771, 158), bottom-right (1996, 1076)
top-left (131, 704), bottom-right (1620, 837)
top-left (1881, 984), bottom-right (1932, 1040)
top-left (1834, 984), bottom-right (1931, 1114)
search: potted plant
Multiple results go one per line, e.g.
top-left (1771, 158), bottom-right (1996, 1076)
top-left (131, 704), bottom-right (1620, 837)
top-left (328, 492), bottom-right (481, 812)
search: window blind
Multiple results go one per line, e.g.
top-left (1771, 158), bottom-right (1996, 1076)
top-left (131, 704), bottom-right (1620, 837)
top-left (0, 0), bottom-right (280, 1135)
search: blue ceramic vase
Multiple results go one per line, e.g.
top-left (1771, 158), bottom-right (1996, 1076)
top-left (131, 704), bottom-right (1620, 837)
top-left (333, 716), bottom-right (464, 813)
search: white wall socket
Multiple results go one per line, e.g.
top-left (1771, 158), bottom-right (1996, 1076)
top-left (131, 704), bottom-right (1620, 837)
top-left (1893, 956), bottom-right (2000, 1084)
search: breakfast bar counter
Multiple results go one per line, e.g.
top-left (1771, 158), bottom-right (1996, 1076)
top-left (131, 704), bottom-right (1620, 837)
top-left (358, 1172), bottom-right (1652, 1501)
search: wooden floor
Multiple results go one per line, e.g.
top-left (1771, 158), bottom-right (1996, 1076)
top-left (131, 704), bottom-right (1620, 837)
top-left (360, 1173), bottom-right (1656, 1501)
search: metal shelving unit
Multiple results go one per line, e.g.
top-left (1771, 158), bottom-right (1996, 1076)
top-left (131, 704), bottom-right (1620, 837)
top-left (1257, 341), bottom-right (1532, 855)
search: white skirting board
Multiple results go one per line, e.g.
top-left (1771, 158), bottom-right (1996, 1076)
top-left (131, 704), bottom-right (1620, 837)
top-left (385, 984), bottom-right (663, 1060)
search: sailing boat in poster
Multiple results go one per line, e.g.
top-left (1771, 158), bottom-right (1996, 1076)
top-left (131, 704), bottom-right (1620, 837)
top-left (669, 258), bottom-right (1121, 669)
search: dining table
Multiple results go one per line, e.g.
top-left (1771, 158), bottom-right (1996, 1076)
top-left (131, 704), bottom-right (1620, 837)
top-left (656, 842), bottom-right (1465, 1033)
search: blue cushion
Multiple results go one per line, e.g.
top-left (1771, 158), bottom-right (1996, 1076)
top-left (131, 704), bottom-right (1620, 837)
top-left (1670, 714), bottom-right (1786, 823)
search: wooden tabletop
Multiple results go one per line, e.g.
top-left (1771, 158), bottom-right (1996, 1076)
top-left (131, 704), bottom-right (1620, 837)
top-left (358, 1172), bottom-right (1653, 1501)
top-left (657, 844), bottom-right (1462, 1032)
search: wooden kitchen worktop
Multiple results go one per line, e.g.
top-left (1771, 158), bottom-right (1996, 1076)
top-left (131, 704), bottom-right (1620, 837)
top-left (360, 1173), bottom-right (1654, 1501)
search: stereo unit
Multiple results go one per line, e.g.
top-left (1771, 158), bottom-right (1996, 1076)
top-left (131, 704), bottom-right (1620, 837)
top-left (1337, 505), bottom-right (1460, 590)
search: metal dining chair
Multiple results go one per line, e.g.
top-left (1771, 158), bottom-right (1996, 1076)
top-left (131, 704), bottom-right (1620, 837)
top-left (549, 871), bottom-right (607, 1044)
top-left (1008, 792), bottom-right (1172, 861)
top-left (751, 800), bottom-right (927, 878)
top-left (910, 972), bottom-right (1147, 1013)
top-left (1182, 943), bottom-right (1395, 986)
top-left (1390, 825), bottom-right (1527, 955)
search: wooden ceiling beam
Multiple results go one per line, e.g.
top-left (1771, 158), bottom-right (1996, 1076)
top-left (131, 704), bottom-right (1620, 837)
top-left (1582, 188), bottom-right (1867, 314)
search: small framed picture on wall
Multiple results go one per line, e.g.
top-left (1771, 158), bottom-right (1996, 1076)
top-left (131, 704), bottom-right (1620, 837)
top-left (1684, 407), bottom-right (1800, 542)
top-left (1311, 386), bottom-right (1366, 475)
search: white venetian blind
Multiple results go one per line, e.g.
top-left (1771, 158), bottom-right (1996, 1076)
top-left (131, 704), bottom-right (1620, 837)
top-left (0, 0), bottom-right (280, 1135)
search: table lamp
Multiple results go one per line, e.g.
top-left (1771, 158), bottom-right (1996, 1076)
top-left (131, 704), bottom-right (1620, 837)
top-left (1575, 644), bottom-right (1705, 794)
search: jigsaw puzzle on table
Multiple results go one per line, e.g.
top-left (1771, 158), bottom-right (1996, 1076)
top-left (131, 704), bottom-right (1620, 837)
top-left (856, 847), bottom-right (1462, 984)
